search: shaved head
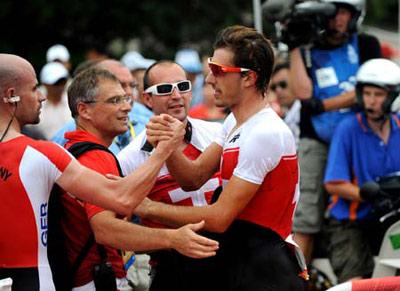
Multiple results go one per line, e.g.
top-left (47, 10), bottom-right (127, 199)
top-left (0, 54), bottom-right (34, 93)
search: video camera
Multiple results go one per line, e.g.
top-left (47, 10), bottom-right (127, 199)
top-left (360, 173), bottom-right (400, 224)
top-left (263, 0), bottom-right (337, 49)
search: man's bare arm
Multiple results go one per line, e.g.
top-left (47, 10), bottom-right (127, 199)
top-left (56, 123), bottom-right (185, 216)
top-left (146, 114), bottom-right (222, 191)
top-left (90, 211), bottom-right (218, 258)
top-left (325, 181), bottom-right (361, 201)
top-left (289, 48), bottom-right (313, 99)
top-left (322, 90), bottom-right (356, 111)
top-left (166, 143), bottom-right (222, 191)
top-left (137, 176), bottom-right (260, 233)
top-left (290, 48), bottom-right (357, 111)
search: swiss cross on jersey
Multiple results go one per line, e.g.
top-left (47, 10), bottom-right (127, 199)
top-left (142, 143), bottom-right (222, 228)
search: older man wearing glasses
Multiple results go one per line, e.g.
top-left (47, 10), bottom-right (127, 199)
top-left (51, 59), bottom-right (150, 154)
top-left (117, 60), bottom-right (223, 291)
top-left (55, 67), bottom-right (219, 291)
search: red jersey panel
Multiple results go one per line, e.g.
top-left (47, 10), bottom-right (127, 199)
top-left (220, 108), bottom-right (299, 239)
top-left (0, 136), bottom-right (72, 289)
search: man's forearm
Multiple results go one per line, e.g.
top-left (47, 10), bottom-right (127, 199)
top-left (325, 181), bottom-right (361, 201)
top-left (322, 90), bottom-right (356, 111)
top-left (289, 48), bottom-right (312, 99)
top-left (166, 143), bottom-right (221, 191)
top-left (91, 212), bottom-right (174, 251)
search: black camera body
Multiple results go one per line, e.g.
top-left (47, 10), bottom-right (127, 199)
top-left (93, 261), bottom-right (117, 291)
top-left (360, 173), bottom-right (400, 224)
top-left (263, 0), bottom-right (336, 48)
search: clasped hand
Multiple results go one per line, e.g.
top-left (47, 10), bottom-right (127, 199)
top-left (146, 114), bottom-right (185, 151)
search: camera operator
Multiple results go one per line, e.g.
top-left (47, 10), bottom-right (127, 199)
top-left (324, 58), bottom-right (400, 282)
top-left (288, 0), bottom-right (381, 265)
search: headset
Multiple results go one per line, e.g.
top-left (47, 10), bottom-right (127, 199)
top-left (0, 95), bottom-right (20, 142)
top-left (3, 95), bottom-right (20, 104)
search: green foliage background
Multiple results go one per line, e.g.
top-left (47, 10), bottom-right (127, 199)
top-left (0, 0), bottom-right (396, 72)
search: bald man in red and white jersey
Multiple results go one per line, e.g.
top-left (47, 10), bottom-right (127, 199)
top-left (0, 54), bottom-right (218, 290)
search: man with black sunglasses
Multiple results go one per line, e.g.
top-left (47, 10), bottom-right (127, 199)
top-left (137, 26), bottom-right (306, 290)
top-left (118, 60), bottom-right (223, 291)
top-left (270, 62), bottom-right (300, 146)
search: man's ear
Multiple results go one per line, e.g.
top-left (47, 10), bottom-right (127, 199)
top-left (142, 93), bottom-right (153, 109)
top-left (242, 71), bottom-right (258, 88)
top-left (76, 102), bottom-right (92, 120)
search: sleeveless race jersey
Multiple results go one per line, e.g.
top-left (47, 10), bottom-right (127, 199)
top-left (216, 108), bottom-right (299, 239)
top-left (0, 136), bottom-right (72, 289)
top-left (118, 118), bottom-right (222, 228)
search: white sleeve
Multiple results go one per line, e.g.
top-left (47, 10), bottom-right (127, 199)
top-left (233, 128), bottom-right (285, 185)
top-left (214, 113), bottom-right (235, 147)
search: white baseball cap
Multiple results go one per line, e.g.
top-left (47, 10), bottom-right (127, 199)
top-left (46, 44), bottom-right (70, 63)
top-left (40, 62), bottom-right (69, 85)
top-left (121, 51), bottom-right (155, 71)
top-left (175, 48), bottom-right (202, 74)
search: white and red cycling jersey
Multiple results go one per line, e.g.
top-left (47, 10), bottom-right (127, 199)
top-left (118, 118), bottom-right (222, 228)
top-left (0, 136), bottom-right (73, 289)
top-left (216, 107), bottom-right (299, 239)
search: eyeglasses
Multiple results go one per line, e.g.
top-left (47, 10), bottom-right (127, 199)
top-left (144, 80), bottom-right (191, 96)
top-left (120, 81), bottom-right (138, 90)
top-left (208, 58), bottom-right (251, 77)
top-left (270, 80), bottom-right (288, 91)
top-left (84, 94), bottom-right (132, 106)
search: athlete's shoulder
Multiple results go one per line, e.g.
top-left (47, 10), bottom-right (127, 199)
top-left (189, 117), bottom-right (222, 131)
top-left (187, 118), bottom-right (222, 151)
top-left (251, 107), bottom-right (291, 135)
top-left (28, 138), bottom-right (71, 157)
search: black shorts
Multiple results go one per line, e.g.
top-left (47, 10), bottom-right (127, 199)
top-left (149, 249), bottom-right (219, 291)
top-left (149, 221), bottom-right (305, 291)
top-left (214, 220), bottom-right (306, 291)
top-left (0, 267), bottom-right (39, 291)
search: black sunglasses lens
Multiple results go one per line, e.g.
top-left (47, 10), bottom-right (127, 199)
top-left (271, 81), bottom-right (288, 91)
top-left (156, 84), bottom-right (173, 94)
top-left (177, 81), bottom-right (190, 92)
top-left (279, 81), bottom-right (288, 89)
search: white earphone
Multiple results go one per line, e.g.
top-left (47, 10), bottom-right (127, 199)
top-left (3, 96), bottom-right (20, 103)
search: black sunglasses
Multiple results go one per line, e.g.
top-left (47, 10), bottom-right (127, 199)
top-left (270, 80), bottom-right (288, 91)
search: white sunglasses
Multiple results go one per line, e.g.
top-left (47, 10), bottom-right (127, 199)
top-left (144, 80), bottom-right (191, 96)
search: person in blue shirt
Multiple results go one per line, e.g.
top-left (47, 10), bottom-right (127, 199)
top-left (324, 58), bottom-right (400, 282)
top-left (288, 0), bottom-right (381, 265)
top-left (51, 59), bottom-right (150, 154)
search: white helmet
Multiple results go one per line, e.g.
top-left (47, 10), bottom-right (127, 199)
top-left (356, 58), bottom-right (400, 114)
top-left (320, 0), bottom-right (365, 31)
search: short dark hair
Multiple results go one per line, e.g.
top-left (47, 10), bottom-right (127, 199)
top-left (213, 25), bottom-right (275, 94)
top-left (143, 60), bottom-right (184, 90)
top-left (67, 68), bottom-right (119, 118)
top-left (272, 62), bottom-right (290, 76)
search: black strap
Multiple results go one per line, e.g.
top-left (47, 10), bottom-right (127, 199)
top-left (68, 141), bottom-right (123, 176)
top-left (67, 141), bottom-right (122, 274)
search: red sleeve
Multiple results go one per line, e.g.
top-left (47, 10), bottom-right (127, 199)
top-left (35, 140), bottom-right (73, 172)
